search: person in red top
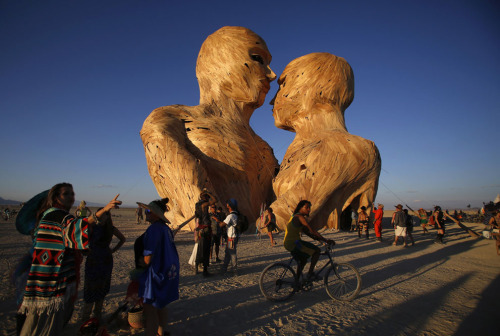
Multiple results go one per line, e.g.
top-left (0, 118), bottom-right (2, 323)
top-left (373, 204), bottom-right (384, 242)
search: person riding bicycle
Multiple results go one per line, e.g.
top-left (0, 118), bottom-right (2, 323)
top-left (283, 200), bottom-right (334, 282)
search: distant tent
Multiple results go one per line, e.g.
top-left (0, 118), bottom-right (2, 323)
top-left (495, 194), bottom-right (500, 204)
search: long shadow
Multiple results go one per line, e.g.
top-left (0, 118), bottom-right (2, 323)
top-left (454, 273), bottom-right (500, 336)
top-left (340, 273), bottom-right (474, 335)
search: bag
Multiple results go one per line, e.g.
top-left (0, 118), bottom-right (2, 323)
top-left (394, 211), bottom-right (407, 227)
top-left (188, 243), bottom-right (198, 266)
top-left (235, 212), bottom-right (249, 234)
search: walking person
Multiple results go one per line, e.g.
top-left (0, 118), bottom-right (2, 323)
top-left (137, 199), bottom-right (179, 336)
top-left (358, 206), bottom-right (370, 239)
top-left (434, 206), bottom-right (446, 244)
top-left (81, 207), bottom-right (126, 325)
top-left (373, 204), bottom-right (384, 241)
top-left (263, 207), bottom-right (278, 246)
top-left (19, 183), bottom-right (121, 336)
top-left (392, 204), bottom-right (408, 247)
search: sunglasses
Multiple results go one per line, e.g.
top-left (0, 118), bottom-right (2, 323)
top-left (145, 209), bottom-right (152, 214)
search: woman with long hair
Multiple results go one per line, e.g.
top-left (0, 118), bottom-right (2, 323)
top-left (283, 200), bottom-right (334, 281)
top-left (19, 183), bottom-right (121, 336)
top-left (263, 207), bottom-right (277, 246)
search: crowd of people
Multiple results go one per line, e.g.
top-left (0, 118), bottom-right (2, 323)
top-left (348, 203), bottom-right (452, 247)
top-left (12, 181), bottom-right (496, 335)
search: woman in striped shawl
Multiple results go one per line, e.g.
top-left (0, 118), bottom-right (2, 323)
top-left (19, 183), bottom-right (121, 336)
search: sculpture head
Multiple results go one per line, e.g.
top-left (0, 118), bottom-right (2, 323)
top-left (272, 52), bottom-right (354, 131)
top-left (197, 26), bottom-right (276, 110)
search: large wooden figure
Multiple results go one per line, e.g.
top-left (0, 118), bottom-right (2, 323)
top-left (270, 53), bottom-right (381, 230)
top-left (141, 26), bottom-right (279, 229)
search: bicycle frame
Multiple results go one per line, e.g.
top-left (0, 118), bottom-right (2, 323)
top-left (285, 245), bottom-right (336, 281)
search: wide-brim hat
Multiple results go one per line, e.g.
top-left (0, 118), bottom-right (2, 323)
top-left (137, 201), bottom-right (170, 224)
top-left (395, 204), bottom-right (403, 209)
top-left (377, 204), bottom-right (384, 208)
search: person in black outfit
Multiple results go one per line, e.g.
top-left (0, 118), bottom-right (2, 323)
top-left (194, 189), bottom-right (217, 276)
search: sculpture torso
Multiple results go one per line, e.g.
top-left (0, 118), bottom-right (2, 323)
top-left (271, 129), bottom-right (381, 230)
top-left (141, 104), bottom-right (278, 229)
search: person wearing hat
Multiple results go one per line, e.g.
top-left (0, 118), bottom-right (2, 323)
top-left (373, 203), bottom-right (384, 242)
top-left (212, 198), bottom-right (240, 275)
top-left (391, 204), bottom-right (408, 247)
top-left (137, 199), bottom-right (179, 336)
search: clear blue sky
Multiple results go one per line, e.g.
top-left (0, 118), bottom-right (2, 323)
top-left (1, 0), bottom-right (499, 210)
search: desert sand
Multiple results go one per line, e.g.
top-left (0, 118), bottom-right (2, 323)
top-left (0, 207), bottom-right (498, 336)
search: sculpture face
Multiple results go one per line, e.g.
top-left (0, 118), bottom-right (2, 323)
top-left (197, 26), bottom-right (276, 107)
top-left (271, 71), bottom-right (300, 131)
top-left (272, 53), bottom-right (354, 131)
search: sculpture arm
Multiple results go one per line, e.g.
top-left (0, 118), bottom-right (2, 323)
top-left (140, 107), bottom-right (210, 223)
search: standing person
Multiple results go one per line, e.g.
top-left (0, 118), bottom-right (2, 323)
top-left (434, 206), bottom-right (446, 244)
top-left (350, 209), bottom-right (358, 232)
top-left (136, 206), bottom-right (144, 225)
top-left (489, 211), bottom-right (500, 255)
top-left (358, 206), bottom-right (370, 239)
top-left (75, 200), bottom-right (92, 218)
top-left (194, 190), bottom-right (217, 277)
top-left (403, 209), bottom-right (415, 246)
top-left (218, 206), bottom-right (227, 246)
top-left (209, 204), bottom-right (222, 263)
top-left (392, 204), bottom-right (408, 247)
top-left (283, 200), bottom-right (334, 282)
top-left (263, 207), bottom-right (278, 246)
top-left (417, 208), bottom-right (429, 234)
top-left (373, 204), bottom-right (384, 241)
top-left (213, 199), bottom-right (240, 275)
top-left (81, 208), bottom-right (126, 324)
top-left (19, 183), bottom-right (121, 336)
top-left (137, 199), bottom-right (179, 336)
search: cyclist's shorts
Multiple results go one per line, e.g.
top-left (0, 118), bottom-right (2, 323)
top-left (290, 240), bottom-right (320, 263)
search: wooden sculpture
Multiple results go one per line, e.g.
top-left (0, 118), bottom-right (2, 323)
top-left (140, 26), bottom-right (279, 229)
top-left (269, 53), bottom-right (381, 231)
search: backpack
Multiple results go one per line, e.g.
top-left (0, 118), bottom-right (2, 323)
top-left (233, 211), bottom-right (249, 234)
top-left (394, 211), bottom-right (407, 227)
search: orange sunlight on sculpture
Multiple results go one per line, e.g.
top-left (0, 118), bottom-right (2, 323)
top-left (270, 53), bottom-right (381, 230)
top-left (140, 27), bottom-right (279, 230)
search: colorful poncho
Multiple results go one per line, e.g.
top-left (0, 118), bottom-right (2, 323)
top-left (19, 207), bottom-right (89, 314)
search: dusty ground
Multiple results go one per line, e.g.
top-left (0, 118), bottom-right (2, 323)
top-left (0, 207), bottom-right (498, 336)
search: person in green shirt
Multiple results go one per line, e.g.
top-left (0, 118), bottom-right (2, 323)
top-left (283, 200), bottom-right (334, 282)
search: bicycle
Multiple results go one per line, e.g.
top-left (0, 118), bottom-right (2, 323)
top-left (259, 242), bottom-right (362, 302)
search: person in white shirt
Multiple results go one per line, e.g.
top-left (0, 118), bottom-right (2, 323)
top-left (213, 198), bottom-right (239, 275)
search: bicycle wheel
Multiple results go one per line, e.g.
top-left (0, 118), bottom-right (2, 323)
top-left (259, 262), bottom-right (297, 301)
top-left (324, 263), bottom-right (362, 301)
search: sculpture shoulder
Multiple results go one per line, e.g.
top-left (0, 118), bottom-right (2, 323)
top-left (143, 105), bottom-right (196, 129)
top-left (141, 105), bottom-right (203, 140)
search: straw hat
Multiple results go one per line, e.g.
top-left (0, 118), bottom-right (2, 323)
top-left (136, 200), bottom-right (170, 223)
top-left (377, 204), bottom-right (384, 208)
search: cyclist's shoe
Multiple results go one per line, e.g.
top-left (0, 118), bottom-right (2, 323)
top-left (306, 273), bottom-right (322, 282)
